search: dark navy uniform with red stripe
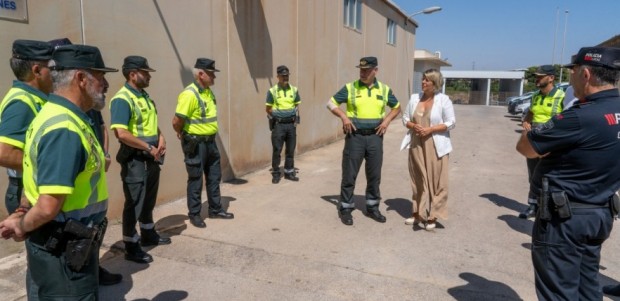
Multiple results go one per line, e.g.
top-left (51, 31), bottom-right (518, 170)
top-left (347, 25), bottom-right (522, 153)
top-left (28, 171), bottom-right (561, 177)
top-left (527, 88), bottom-right (620, 300)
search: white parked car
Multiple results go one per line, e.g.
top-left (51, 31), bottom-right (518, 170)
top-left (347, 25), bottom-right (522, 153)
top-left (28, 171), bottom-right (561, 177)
top-left (515, 99), bottom-right (531, 115)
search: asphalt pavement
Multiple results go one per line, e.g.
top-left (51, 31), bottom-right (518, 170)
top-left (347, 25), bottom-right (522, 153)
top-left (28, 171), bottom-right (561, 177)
top-left (2, 105), bottom-right (620, 301)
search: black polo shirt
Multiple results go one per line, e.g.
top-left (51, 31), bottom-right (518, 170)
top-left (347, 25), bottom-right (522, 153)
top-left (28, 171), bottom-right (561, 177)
top-left (529, 88), bottom-right (620, 205)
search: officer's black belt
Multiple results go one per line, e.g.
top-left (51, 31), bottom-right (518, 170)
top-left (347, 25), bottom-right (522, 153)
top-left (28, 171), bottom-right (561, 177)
top-left (353, 129), bottom-right (377, 136)
top-left (28, 221), bottom-right (66, 247)
top-left (186, 133), bottom-right (216, 142)
top-left (131, 152), bottom-right (157, 162)
top-left (275, 116), bottom-right (295, 123)
top-left (569, 201), bottom-right (609, 209)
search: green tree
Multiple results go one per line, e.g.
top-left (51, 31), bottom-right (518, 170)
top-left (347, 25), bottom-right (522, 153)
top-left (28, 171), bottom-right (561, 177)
top-left (524, 64), bottom-right (569, 92)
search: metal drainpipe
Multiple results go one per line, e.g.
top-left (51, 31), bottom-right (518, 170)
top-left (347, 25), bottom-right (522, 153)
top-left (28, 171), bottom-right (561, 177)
top-left (80, 0), bottom-right (86, 44)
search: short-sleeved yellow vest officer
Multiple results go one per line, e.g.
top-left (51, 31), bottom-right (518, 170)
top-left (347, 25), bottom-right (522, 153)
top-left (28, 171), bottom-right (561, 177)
top-left (267, 84), bottom-right (299, 118)
top-left (332, 80), bottom-right (393, 129)
top-left (110, 85), bottom-right (159, 144)
top-left (0, 86), bottom-right (47, 149)
top-left (530, 87), bottom-right (565, 124)
top-left (175, 82), bottom-right (218, 136)
top-left (22, 99), bottom-right (108, 223)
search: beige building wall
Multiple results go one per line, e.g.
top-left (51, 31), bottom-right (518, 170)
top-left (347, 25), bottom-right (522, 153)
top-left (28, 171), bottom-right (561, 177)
top-left (0, 0), bottom-right (416, 218)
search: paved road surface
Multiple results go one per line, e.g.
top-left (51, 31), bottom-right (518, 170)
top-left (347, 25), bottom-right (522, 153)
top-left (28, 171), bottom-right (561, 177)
top-left (2, 105), bottom-right (620, 300)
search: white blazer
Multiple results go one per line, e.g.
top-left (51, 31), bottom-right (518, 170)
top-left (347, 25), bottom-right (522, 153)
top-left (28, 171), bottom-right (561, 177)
top-left (400, 92), bottom-right (456, 158)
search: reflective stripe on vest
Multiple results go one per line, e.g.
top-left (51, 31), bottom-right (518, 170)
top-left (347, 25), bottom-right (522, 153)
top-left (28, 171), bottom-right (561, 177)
top-left (112, 87), bottom-right (158, 143)
top-left (345, 81), bottom-right (389, 129)
top-left (23, 102), bottom-right (108, 222)
top-left (177, 83), bottom-right (218, 135)
top-left (0, 89), bottom-right (44, 121)
top-left (269, 84), bottom-right (298, 117)
top-left (185, 86), bottom-right (218, 124)
top-left (531, 88), bottom-right (565, 124)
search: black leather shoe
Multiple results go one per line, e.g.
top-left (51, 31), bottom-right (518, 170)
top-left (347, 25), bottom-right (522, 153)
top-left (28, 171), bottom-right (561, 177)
top-left (99, 267), bottom-right (122, 286)
top-left (208, 211), bottom-right (234, 219)
top-left (140, 229), bottom-right (172, 246)
top-left (366, 208), bottom-right (387, 223)
top-left (124, 242), bottom-right (153, 264)
top-left (272, 174), bottom-right (281, 184)
top-left (338, 209), bottom-right (353, 226)
top-left (603, 284), bottom-right (620, 296)
top-left (284, 173), bottom-right (299, 181)
top-left (189, 214), bottom-right (206, 228)
top-left (518, 204), bottom-right (537, 219)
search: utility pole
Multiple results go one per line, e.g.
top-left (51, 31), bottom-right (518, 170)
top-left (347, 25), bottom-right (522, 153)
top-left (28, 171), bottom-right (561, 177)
top-left (559, 10), bottom-right (569, 83)
top-left (552, 7), bottom-right (559, 64)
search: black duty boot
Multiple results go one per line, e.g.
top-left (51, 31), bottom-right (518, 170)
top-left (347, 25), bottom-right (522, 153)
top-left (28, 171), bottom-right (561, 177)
top-left (189, 214), bottom-right (206, 228)
top-left (140, 229), bottom-right (171, 246)
top-left (518, 204), bottom-right (537, 219)
top-left (208, 210), bottom-right (234, 219)
top-left (124, 242), bottom-right (153, 264)
top-left (338, 209), bottom-right (353, 226)
top-left (366, 207), bottom-right (387, 223)
top-left (272, 172), bottom-right (281, 184)
top-left (284, 171), bottom-right (299, 181)
top-left (603, 284), bottom-right (620, 296)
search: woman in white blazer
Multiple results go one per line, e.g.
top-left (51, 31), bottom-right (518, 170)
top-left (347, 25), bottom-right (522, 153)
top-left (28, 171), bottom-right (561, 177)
top-left (401, 69), bottom-right (455, 230)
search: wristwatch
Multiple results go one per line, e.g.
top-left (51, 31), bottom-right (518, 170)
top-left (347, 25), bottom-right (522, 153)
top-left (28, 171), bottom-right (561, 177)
top-left (147, 145), bottom-right (153, 152)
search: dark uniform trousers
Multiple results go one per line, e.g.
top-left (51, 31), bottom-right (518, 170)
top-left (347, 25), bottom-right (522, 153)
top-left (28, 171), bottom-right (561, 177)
top-left (526, 157), bottom-right (540, 204)
top-left (527, 122), bottom-right (546, 205)
top-left (121, 156), bottom-right (161, 240)
top-left (271, 121), bottom-right (296, 173)
top-left (25, 237), bottom-right (99, 300)
top-left (5, 176), bottom-right (23, 213)
top-left (339, 132), bottom-right (383, 210)
top-left (532, 206), bottom-right (613, 300)
top-left (184, 139), bottom-right (223, 215)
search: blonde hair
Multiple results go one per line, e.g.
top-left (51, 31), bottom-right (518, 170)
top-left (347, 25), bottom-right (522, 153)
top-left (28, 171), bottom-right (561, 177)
top-left (423, 68), bottom-right (444, 91)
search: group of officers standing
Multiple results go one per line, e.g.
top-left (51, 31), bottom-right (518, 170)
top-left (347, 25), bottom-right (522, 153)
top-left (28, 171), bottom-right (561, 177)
top-left (0, 35), bottom-right (620, 300)
top-left (0, 39), bottom-right (238, 299)
top-left (0, 35), bottom-right (398, 299)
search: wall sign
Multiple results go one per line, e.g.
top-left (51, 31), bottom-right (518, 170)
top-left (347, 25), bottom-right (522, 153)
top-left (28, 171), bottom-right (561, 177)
top-left (0, 0), bottom-right (28, 22)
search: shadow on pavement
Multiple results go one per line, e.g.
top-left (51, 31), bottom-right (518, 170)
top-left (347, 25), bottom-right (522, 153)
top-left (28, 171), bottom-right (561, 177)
top-left (599, 272), bottom-right (620, 301)
top-left (225, 178), bottom-right (248, 185)
top-left (320, 195), bottom-right (339, 206)
top-left (99, 209), bottom-right (194, 300)
top-left (384, 198), bottom-right (412, 218)
top-left (447, 272), bottom-right (523, 301)
top-left (522, 242), bottom-right (532, 250)
top-left (479, 193), bottom-right (533, 237)
top-left (155, 214), bottom-right (188, 235)
top-left (479, 193), bottom-right (528, 214)
top-left (497, 214), bottom-right (533, 237)
top-left (319, 195), bottom-right (368, 212)
top-left (199, 196), bottom-right (237, 214)
top-left (99, 244), bottom-right (150, 301)
top-left (133, 289), bottom-right (189, 301)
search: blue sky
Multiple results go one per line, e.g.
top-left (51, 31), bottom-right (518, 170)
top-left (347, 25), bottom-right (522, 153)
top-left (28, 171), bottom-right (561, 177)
top-left (392, 0), bottom-right (620, 71)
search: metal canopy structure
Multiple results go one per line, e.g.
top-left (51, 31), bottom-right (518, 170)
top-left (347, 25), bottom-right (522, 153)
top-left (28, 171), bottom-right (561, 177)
top-left (441, 70), bottom-right (525, 106)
